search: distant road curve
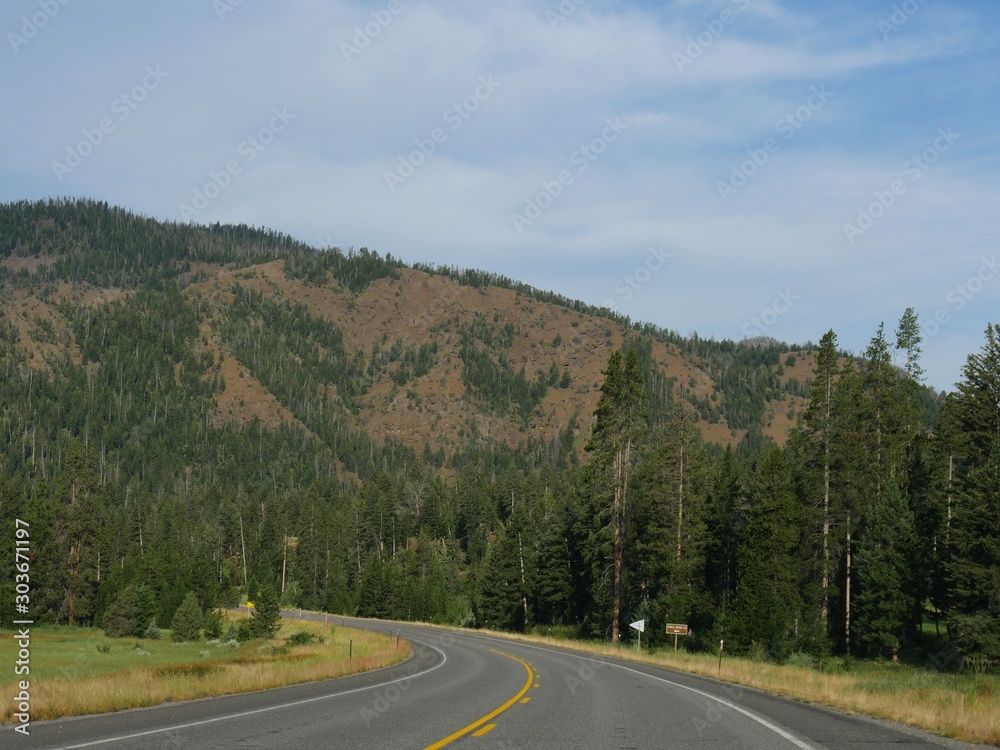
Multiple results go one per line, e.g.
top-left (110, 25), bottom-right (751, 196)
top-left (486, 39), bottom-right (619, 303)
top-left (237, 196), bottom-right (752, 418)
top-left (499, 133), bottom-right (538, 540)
top-left (4, 611), bottom-right (983, 749)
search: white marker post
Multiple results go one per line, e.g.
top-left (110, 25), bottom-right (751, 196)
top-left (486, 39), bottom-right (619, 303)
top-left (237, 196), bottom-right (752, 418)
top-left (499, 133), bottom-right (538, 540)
top-left (629, 619), bottom-right (645, 651)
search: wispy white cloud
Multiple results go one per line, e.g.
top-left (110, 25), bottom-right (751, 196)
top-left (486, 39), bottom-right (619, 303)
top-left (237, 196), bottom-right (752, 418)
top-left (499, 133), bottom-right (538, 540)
top-left (0, 0), bottom-right (997, 389)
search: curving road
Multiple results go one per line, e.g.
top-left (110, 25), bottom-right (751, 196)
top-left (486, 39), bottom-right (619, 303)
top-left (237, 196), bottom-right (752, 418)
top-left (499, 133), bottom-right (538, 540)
top-left (3, 612), bottom-right (982, 750)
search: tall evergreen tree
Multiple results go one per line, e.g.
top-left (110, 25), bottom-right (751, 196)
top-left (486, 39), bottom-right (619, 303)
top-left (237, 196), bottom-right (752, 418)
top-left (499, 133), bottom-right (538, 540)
top-left (949, 323), bottom-right (1000, 466)
top-left (54, 444), bottom-right (106, 626)
top-left (476, 525), bottom-right (524, 631)
top-left (635, 400), bottom-right (710, 645)
top-left (832, 359), bottom-right (866, 653)
top-left (702, 446), bottom-right (747, 646)
top-left (800, 330), bottom-right (839, 645)
top-left (895, 307), bottom-right (924, 384)
top-left (585, 349), bottom-right (645, 643)
top-left (943, 323), bottom-right (1000, 660)
top-left (730, 447), bottom-right (802, 660)
top-left (854, 482), bottom-right (917, 658)
top-left (946, 441), bottom-right (1000, 660)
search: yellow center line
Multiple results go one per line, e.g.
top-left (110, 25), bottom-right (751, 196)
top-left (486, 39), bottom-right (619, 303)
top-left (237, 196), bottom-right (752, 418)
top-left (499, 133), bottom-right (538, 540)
top-left (423, 649), bottom-right (534, 750)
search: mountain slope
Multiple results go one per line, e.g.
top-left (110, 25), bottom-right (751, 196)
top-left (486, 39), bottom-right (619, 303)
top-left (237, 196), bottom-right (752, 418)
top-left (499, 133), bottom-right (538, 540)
top-left (0, 198), bottom-right (816, 487)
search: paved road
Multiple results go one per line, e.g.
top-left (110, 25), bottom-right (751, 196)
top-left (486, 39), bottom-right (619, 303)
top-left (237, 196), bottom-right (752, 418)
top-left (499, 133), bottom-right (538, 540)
top-left (3, 612), bottom-right (985, 749)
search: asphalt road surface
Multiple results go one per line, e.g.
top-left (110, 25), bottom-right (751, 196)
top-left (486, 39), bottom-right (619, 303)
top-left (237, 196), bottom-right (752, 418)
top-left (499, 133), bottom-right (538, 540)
top-left (3, 611), bottom-right (987, 749)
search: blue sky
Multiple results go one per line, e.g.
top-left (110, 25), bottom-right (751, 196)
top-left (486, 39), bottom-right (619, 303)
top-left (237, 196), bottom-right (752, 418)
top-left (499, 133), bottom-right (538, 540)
top-left (2, 0), bottom-right (998, 391)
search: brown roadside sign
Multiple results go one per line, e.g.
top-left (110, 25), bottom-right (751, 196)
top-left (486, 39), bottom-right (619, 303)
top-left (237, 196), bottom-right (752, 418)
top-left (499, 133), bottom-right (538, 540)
top-left (665, 624), bottom-right (688, 635)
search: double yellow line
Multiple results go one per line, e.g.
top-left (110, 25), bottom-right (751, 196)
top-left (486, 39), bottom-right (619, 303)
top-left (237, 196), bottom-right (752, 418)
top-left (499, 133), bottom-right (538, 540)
top-left (423, 649), bottom-right (534, 749)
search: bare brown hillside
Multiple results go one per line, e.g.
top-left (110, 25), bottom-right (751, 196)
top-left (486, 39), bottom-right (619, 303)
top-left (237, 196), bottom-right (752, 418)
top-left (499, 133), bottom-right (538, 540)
top-left (181, 261), bottom-right (811, 456)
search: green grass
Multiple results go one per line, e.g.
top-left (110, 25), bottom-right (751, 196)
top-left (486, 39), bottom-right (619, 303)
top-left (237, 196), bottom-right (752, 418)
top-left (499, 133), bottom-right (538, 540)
top-left (0, 616), bottom-right (407, 723)
top-left (0, 626), bottom-right (234, 684)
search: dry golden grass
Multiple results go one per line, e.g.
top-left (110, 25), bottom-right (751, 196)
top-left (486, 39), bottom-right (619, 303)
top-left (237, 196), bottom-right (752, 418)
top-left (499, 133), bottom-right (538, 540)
top-left (399, 621), bottom-right (1000, 746)
top-left (0, 616), bottom-right (408, 724)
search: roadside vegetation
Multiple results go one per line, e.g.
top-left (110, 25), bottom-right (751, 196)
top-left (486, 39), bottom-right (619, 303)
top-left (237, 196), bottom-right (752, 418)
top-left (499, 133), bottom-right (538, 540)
top-left (0, 615), bottom-right (407, 724)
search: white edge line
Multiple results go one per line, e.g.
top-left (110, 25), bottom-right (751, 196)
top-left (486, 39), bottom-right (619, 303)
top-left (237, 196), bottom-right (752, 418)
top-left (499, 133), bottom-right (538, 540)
top-left (56, 637), bottom-right (447, 750)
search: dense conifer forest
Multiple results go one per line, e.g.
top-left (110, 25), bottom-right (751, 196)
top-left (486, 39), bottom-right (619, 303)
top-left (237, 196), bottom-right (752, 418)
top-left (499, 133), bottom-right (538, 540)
top-left (0, 199), bottom-right (996, 668)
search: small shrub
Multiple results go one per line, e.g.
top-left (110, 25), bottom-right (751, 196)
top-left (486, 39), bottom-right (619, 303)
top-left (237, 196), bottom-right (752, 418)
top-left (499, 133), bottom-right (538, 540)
top-left (785, 652), bottom-right (816, 670)
top-left (96, 643), bottom-right (111, 654)
top-left (103, 584), bottom-right (157, 638)
top-left (224, 639), bottom-right (240, 648)
top-left (748, 641), bottom-right (767, 663)
top-left (235, 619), bottom-right (252, 642)
top-left (203, 608), bottom-right (225, 640)
top-left (286, 631), bottom-right (318, 647)
top-left (144, 621), bottom-right (162, 641)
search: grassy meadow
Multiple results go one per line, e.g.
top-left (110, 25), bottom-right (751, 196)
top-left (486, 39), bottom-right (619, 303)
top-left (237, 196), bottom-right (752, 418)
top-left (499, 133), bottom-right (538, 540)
top-left (0, 614), bottom-right (408, 723)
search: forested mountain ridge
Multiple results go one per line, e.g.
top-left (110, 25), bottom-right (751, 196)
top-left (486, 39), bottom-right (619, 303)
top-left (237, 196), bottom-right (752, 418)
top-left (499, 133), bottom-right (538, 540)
top-left (1, 197), bottom-right (819, 477)
top-left (3, 198), bottom-right (994, 672)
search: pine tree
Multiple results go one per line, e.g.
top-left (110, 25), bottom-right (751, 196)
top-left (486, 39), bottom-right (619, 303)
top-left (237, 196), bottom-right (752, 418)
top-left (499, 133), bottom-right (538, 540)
top-left (730, 447), bottom-right (802, 660)
top-left (476, 525), bottom-right (524, 631)
top-left (895, 307), bottom-right (924, 384)
top-left (946, 442), bottom-right (1000, 660)
top-left (800, 330), bottom-right (839, 644)
top-left (585, 349), bottom-right (645, 643)
top-left (703, 446), bottom-right (747, 645)
top-left (949, 323), bottom-right (1000, 466)
top-left (249, 583), bottom-right (281, 639)
top-left (203, 608), bottom-right (226, 640)
top-left (54, 444), bottom-right (106, 626)
top-left (103, 586), bottom-right (141, 638)
top-left (635, 399), bottom-right (710, 645)
top-left (854, 482), bottom-right (916, 658)
top-left (832, 360), bottom-right (866, 653)
top-left (943, 323), bottom-right (1000, 660)
top-left (533, 503), bottom-right (574, 625)
top-left (170, 592), bottom-right (204, 642)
